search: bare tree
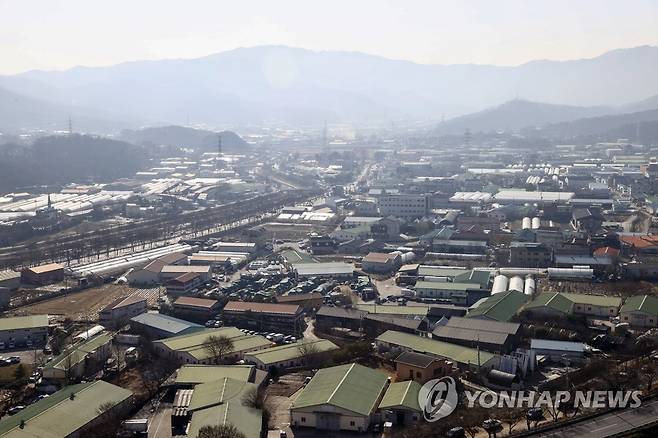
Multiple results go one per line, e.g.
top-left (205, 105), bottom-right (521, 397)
top-left (500, 408), bottom-right (525, 435)
top-left (297, 341), bottom-right (320, 366)
top-left (202, 335), bottom-right (234, 364)
top-left (198, 424), bottom-right (246, 438)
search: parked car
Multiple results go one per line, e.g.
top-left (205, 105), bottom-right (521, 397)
top-left (7, 406), bottom-right (26, 415)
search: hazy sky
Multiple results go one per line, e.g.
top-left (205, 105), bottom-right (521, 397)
top-left (2, 0), bottom-right (658, 74)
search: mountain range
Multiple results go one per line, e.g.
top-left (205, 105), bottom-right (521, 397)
top-left (3, 45), bottom-right (658, 131)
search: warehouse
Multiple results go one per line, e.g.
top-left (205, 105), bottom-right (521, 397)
top-left (153, 327), bottom-right (273, 364)
top-left (376, 330), bottom-right (499, 371)
top-left (467, 290), bottom-right (528, 322)
top-left (0, 271), bottom-right (20, 291)
top-left (394, 351), bottom-right (453, 383)
top-left (172, 296), bottom-right (222, 323)
top-left (414, 280), bottom-right (489, 306)
top-left (378, 380), bottom-right (422, 427)
top-left (172, 364), bottom-right (258, 387)
top-left (42, 332), bottom-right (113, 381)
top-left (620, 295), bottom-right (658, 328)
top-left (160, 265), bottom-right (211, 282)
top-left (244, 339), bottom-right (339, 370)
top-left (0, 315), bottom-right (49, 349)
top-left (291, 363), bottom-right (389, 432)
top-left (21, 263), bottom-right (64, 285)
top-left (166, 272), bottom-right (203, 296)
top-left (274, 292), bottom-right (323, 311)
top-left (530, 339), bottom-right (585, 362)
top-left (361, 252), bottom-right (402, 274)
top-left (0, 381), bottom-right (133, 438)
top-left (222, 301), bottom-right (304, 335)
top-left (432, 317), bottom-right (520, 353)
top-left (130, 312), bottom-right (204, 339)
top-left (293, 262), bottom-right (355, 280)
top-left (176, 377), bottom-right (262, 438)
top-left (210, 241), bottom-right (257, 253)
top-left (98, 295), bottom-right (147, 329)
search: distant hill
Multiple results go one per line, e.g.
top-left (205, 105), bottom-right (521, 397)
top-left (120, 126), bottom-right (249, 152)
top-left (4, 45), bottom-right (658, 125)
top-left (0, 86), bottom-right (138, 134)
top-left (435, 99), bottom-right (613, 135)
top-left (0, 134), bottom-right (147, 191)
top-left (622, 94), bottom-right (658, 113)
top-left (529, 108), bottom-right (658, 139)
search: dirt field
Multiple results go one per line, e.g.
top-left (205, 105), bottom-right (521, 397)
top-left (10, 284), bottom-right (161, 321)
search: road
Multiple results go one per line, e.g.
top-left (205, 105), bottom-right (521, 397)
top-left (531, 398), bottom-right (658, 437)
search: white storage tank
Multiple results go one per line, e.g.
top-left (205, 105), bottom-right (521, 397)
top-left (531, 217), bottom-right (541, 229)
top-left (492, 275), bottom-right (509, 294)
top-left (522, 217), bottom-right (532, 230)
top-left (524, 276), bottom-right (536, 296)
top-left (508, 275), bottom-right (524, 292)
top-left (401, 252), bottom-right (416, 263)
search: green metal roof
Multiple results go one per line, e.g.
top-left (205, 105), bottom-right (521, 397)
top-left (245, 339), bottom-right (338, 366)
top-left (175, 365), bottom-right (254, 385)
top-left (621, 295), bottom-right (658, 317)
top-left (0, 315), bottom-right (48, 331)
top-left (188, 378), bottom-right (254, 412)
top-left (467, 290), bottom-right (528, 322)
top-left (561, 293), bottom-right (622, 308)
top-left (453, 270), bottom-right (491, 289)
top-left (524, 292), bottom-right (574, 315)
top-left (292, 363), bottom-right (388, 416)
top-left (378, 380), bottom-right (422, 412)
top-left (45, 332), bottom-right (113, 371)
top-left (355, 304), bottom-right (428, 316)
top-left (417, 266), bottom-right (468, 277)
top-left (187, 402), bottom-right (262, 438)
top-left (0, 380), bottom-right (132, 438)
top-left (155, 327), bottom-right (272, 361)
top-left (376, 331), bottom-right (496, 367)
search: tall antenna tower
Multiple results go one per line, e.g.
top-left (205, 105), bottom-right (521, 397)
top-left (322, 121), bottom-right (328, 153)
top-left (68, 116), bottom-right (73, 135)
top-left (216, 134), bottom-right (223, 174)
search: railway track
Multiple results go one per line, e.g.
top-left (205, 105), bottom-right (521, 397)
top-left (0, 189), bottom-right (320, 269)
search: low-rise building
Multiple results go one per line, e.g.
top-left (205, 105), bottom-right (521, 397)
top-left (274, 292), bottom-right (323, 311)
top-left (42, 332), bottom-right (113, 381)
top-left (222, 301), bottom-right (304, 335)
top-left (523, 292), bottom-right (621, 318)
top-left (0, 271), bottom-right (20, 291)
top-left (160, 265), bottom-right (212, 282)
top-left (378, 380), bottom-right (422, 427)
top-left (172, 296), bottom-right (222, 323)
top-left (130, 312), bottom-right (204, 339)
top-left (530, 339), bottom-right (585, 362)
top-left (376, 330), bottom-right (498, 371)
top-left (361, 252), bottom-right (402, 274)
top-left (166, 272), bottom-right (203, 296)
top-left (293, 262), bottom-right (355, 280)
top-left (509, 242), bottom-right (553, 267)
top-left (153, 327), bottom-right (273, 365)
top-left (98, 296), bottom-right (147, 329)
top-left (394, 351), bottom-right (453, 383)
top-left (244, 339), bottom-right (339, 370)
top-left (620, 295), bottom-right (658, 328)
top-left (291, 363), bottom-right (389, 432)
top-left (0, 380), bottom-right (133, 438)
top-left (467, 290), bottom-right (528, 322)
top-left (0, 315), bottom-right (48, 349)
top-left (432, 317), bottom-right (520, 353)
top-left (414, 280), bottom-right (489, 306)
top-left (21, 263), bottom-right (64, 285)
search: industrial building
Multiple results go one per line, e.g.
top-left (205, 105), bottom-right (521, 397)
top-left (361, 252), bottom-right (402, 273)
top-left (172, 296), bottom-right (222, 323)
top-left (130, 312), bottom-right (204, 339)
top-left (376, 193), bottom-right (429, 218)
top-left (21, 263), bottom-right (64, 285)
top-left (620, 295), bottom-right (658, 328)
top-left (166, 272), bottom-right (204, 296)
top-left (243, 339), bottom-right (339, 370)
top-left (378, 380), bottom-right (422, 427)
top-left (0, 381), bottom-right (133, 438)
top-left (293, 262), bottom-right (355, 279)
top-left (98, 295), bottom-right (147, 329)
top-left (376, 330), bottom-right (498, 370)
top-left (0, 315), bottom-right (49, 349)
top-left (394, 351), bottom-right (453, 383)
top-left (0, 271), bottom-right (20, 291)
top-left (274, 292), bottom-right (323, 311)
top-left (222, 301), bottom-right (304, 335)
top-left (152, 327), bottom-right (273, 364)
top-left (432, 317), bottom-right (520, 353)
top-left (42, 332), bottom-right (113, 381)
top-left (291, 363), bottom-right (389, 432)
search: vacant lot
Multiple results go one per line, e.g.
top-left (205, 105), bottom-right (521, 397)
top-left (11, 284), bottom-right (161, 321)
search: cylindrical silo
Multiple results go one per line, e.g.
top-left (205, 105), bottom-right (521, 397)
top-left (524, 276), bottom-right (536, 296)
top-left (508, 275), bottom-right (524, 292)
top-left (492, 275), bottom-right (509, 294)
top-left (531, 217), bottom-right (541, 229)
top-left (522, 217), bottom-right (532, 230)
